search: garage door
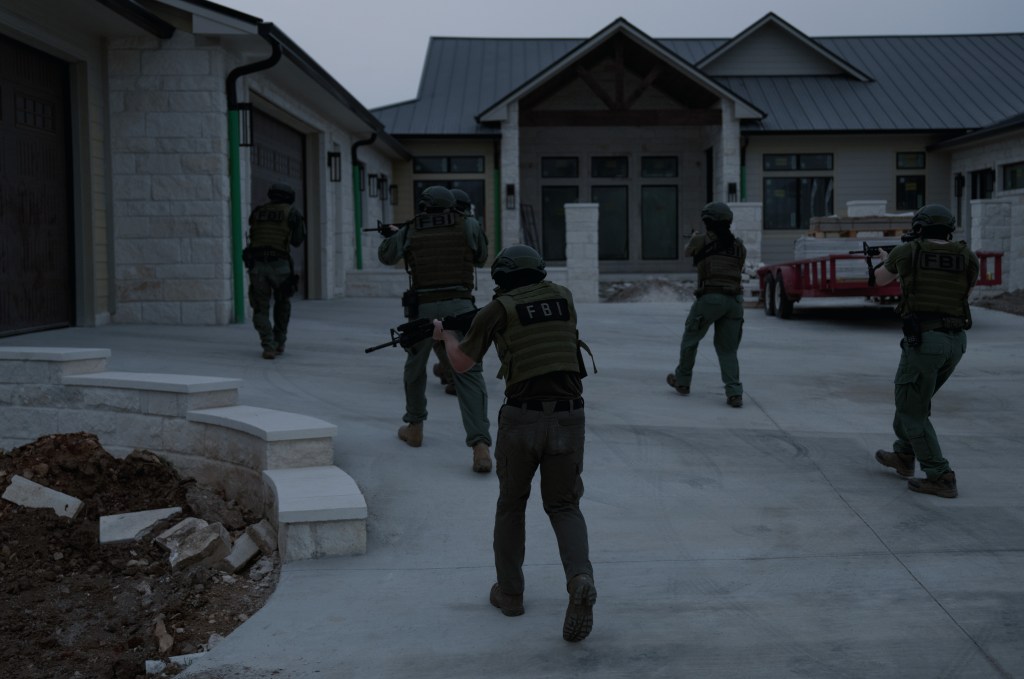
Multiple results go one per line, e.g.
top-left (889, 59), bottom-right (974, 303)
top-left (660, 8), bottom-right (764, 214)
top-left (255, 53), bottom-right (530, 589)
top-left (0, 34), bottom-right (73, 336)
top-left (250, 109), bottom-right (306, 298)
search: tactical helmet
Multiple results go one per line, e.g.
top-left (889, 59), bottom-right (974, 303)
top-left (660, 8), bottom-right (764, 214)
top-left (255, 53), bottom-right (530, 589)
top-left (700, 201), bottom-right (733, 224)
top-left (491, 244), bottom-right (546, 289)
top-left (417, 185), bottom-right (456, 214)
top-left (911, 204), bottom-right (956, 233)
top-left (268, 183), bottom-right (295, 204)
top-left (450, 188), bottom-right (472, 214)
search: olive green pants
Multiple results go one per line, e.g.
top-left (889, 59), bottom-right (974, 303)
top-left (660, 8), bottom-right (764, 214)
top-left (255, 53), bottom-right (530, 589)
top-left (402, 298), bottom-right (491, 447)
top-left (248, 259), bottom-right (293, 351)
top-left (673, 293), bottom-right (744, 397)
top-left (891, 330), bottom-right (966, 479)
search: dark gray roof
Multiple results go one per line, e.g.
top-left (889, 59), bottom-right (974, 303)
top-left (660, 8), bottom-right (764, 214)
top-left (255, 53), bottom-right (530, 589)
top-left (372, 32), bottom-right (1024, 136)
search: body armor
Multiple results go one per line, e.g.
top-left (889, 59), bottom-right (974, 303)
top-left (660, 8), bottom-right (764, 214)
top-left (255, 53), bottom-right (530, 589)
top-left (248, 202), bottom-right (294, 255)
top-left (493, 282), bottom-right (581, 385)
top-left (406, 214), bottom-right (475, 299)
top-left (693, 233), bottom-right (745, 295)
top-left (900, 240), bottom-right (973, 320)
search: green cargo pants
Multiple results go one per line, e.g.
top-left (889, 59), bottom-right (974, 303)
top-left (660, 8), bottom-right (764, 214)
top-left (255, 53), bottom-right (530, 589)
top-left (673, 292), bottom-right (744, 397)
top-left (402, 298), bottom-right (491, 448)
top-left (891, 329), bottom-right (966, 479)
top-left (248, 258), bottom-right (293, 351)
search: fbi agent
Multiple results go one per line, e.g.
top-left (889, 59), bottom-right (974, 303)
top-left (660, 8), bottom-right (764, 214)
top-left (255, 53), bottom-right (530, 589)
top-left (432, 244), bottom-right (598, 642)
top-left (873, 204), bottom-right (979, 498)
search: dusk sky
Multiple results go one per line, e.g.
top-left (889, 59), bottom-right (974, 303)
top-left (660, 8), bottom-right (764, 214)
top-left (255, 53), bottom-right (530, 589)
top-left (216, 0), bottom-right (1024, 110)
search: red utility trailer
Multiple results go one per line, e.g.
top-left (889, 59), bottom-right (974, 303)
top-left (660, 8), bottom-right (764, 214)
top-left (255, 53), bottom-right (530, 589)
top-left (757, 250), bottom-right (1004, 318)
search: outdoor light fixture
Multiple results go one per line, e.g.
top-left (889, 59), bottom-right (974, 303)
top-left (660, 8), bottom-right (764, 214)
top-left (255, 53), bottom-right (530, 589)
top-left (505, 184), bottom-right (516, 210)
top-left (389, 184), bottom-right (398, 205)
top-left (327, 151), bottom-right (342, 183)
top-left (368, 174), bottom-right (379, 197)
top-left (238, 102), bottom-right (253, 147)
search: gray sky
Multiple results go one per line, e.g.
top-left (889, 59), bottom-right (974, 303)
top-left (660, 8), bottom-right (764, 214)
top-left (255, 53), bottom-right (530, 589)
top-left (216, 0), bottom-right (1024, 110)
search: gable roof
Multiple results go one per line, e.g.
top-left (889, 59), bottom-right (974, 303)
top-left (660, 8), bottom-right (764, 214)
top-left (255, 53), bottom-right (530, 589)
top-left (475, 18), bottom-right (763, 124)
top-left (697, 12), bottom-right (871, 82)
top-left (372, 21), bottom-right (1024, 138)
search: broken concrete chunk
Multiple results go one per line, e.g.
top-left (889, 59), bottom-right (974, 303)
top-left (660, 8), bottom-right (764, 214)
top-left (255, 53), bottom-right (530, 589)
top-left (2, 475), bottom-right (84, 518)
top-left (99, 507), bottom-right (182, 544)
top-left (220, 533), bottom-right (260, 574)
top-left (156, 517), bottom-right (209, 550)
top-left (245, 519), bottom-right (278, 555)
top-left (163, 521), bottom-right (232, 571)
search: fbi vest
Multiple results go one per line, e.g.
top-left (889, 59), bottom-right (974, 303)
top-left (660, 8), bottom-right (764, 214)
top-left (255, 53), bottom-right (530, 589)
top-left (494, 282), bottom-right (581, 386)
top-left (248, 201), bottom-right (294, 254)
top-left (693, 233), bottom-right (746, 294)
top-left (899, 240), bottom-right (973, 319)
top-left (406, 212), bottom-right (475, 296)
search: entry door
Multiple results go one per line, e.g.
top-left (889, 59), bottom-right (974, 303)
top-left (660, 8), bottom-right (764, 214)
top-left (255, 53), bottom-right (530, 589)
top-left (250, 109), bottom-right (306, 297)
top-left (0, 34), bottom-right (73, 336)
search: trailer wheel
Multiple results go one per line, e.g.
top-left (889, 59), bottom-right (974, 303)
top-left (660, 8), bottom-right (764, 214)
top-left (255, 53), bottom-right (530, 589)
top-left (763, 274), bottom-right (777, 316)
top-left (775, 273), bottom-right (794, 319)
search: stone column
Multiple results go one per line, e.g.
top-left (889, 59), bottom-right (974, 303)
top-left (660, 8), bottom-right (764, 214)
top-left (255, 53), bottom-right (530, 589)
top-left (563, 203), bottom-right (599, 303)
top-left (499, 102), bottom-right (521, 251)
top-left (728, 202), bottom-right (763, 268)
top-left (717, 100), bottom-right (741, 202)
top-left (970, 199), bottom-right (1013, 291)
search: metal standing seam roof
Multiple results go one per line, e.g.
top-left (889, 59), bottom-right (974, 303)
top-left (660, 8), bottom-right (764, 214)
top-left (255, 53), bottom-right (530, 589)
top-left (372, 33), bottom-right (1024, 136)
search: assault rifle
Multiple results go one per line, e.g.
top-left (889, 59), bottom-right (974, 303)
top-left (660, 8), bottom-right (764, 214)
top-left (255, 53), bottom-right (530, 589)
top-left (363, 217), bottom-right (413, 237)
top-left (365, 308), bottom-right (479, 353)
top-left (849, 241), bottom-right (898, 287)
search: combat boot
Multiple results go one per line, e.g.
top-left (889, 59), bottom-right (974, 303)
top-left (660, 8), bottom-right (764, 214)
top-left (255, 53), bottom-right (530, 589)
top-left (472, 442), bottom-right (492, 474)
top-left (398, 422), bottom-right (423, 448)
top-left (666, 373), bottom-right (689, 395)
top-left (908, 471), bottom-right (957, 499)
top-left (563, 574), bottom-right (597, 642)
top-left (875, 449), bottom-right (915, 477)
top-left (261, 348), bottom-right (276, 360)
top-left (727, 394), bottom-right (743, 408)
top-left (489, 583), bottom-right (524, 616)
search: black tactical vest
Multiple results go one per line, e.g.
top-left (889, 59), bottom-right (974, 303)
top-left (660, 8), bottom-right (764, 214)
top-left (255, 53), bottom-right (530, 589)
top-left (693, 233), bottom-right (746, 294)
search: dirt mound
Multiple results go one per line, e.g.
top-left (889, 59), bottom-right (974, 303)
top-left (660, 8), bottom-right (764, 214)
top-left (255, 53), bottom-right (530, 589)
top-left (0, 433), bottom-right (279, 679)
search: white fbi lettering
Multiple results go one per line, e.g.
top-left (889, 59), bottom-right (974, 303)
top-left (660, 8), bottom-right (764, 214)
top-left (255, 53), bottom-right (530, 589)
top-left (517, 299), bottom-right (569, 325)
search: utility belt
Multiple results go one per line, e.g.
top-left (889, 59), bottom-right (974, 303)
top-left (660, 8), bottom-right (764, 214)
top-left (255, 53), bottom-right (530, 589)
top-left (695, 285), bottom-right (741, 298)
top-left (504, 398), bottom-right (584, 413)
top-left (401, 287), bottom-right (473, 318)
top-left (901, 313), bottom-right (968, 347)
top-left (243, 246), bottom-right (287, 265)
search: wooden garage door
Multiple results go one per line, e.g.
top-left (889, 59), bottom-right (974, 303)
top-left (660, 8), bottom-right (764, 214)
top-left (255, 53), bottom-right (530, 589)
top-left (0, 33), bottom-right (73, 336)
top-left (250, 109), bottom-right (306, 298)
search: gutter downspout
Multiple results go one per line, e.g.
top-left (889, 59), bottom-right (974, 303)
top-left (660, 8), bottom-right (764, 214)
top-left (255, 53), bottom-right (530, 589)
top-left (226, 25), bottom-right (281, 323)
top-left (351, 134), bottom-right (376, 270)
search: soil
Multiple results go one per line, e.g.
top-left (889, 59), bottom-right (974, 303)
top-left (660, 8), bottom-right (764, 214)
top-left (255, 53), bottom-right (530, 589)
top-left (972, 288), bottom-right (1024, 316)
top-left (0, 433), bottom-right (280, 679)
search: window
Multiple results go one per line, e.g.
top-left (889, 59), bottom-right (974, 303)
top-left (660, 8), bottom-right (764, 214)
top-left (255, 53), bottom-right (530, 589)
top-left (540, 186), bottom-right (578, 261)
top-left (641, 186), bottom-right (678, 260)
top-left (764, 177), bottom-right (834, 229)
top-left (541, 157), bottom-right (579, 178)
top-left (764, 153), bottom-right (833, 171)
top-left (641, 156), bottom-right (678, 178)
top-left (592, 186), bottom-right (628, 260)
top-left (591, 156), bottom-right (628, 178)
top-left (897, 152), bottom-right (926, 170)
top-left (896, 175), bottom-right (926, 210)
top-left (412, 156), bottom-right (484, 174)
top-left (971, 169), bottom-right (995, 200)
top-left (1003, 161), bottom-right (1024, 191)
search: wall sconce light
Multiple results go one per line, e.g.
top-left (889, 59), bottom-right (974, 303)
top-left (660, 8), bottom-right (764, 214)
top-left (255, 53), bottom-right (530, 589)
top-left (238, 102), bottom-right (254, 147)
top-left (727, 182), bottom-right (738, 202)
top-left (327, 151), bottom-right (342, 183)
top-left (505, 184), bottom-right (516, 210)
top-left (368, 174), bottom-right (379, 198)
top-left (389, 184), bottom-right (398, 206)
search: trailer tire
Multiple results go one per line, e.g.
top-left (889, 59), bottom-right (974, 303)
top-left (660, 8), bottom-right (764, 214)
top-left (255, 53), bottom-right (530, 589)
top-left (764, 274), bottom-right (777, 316)
top-left (775, 273), bottom-right (794, 319)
